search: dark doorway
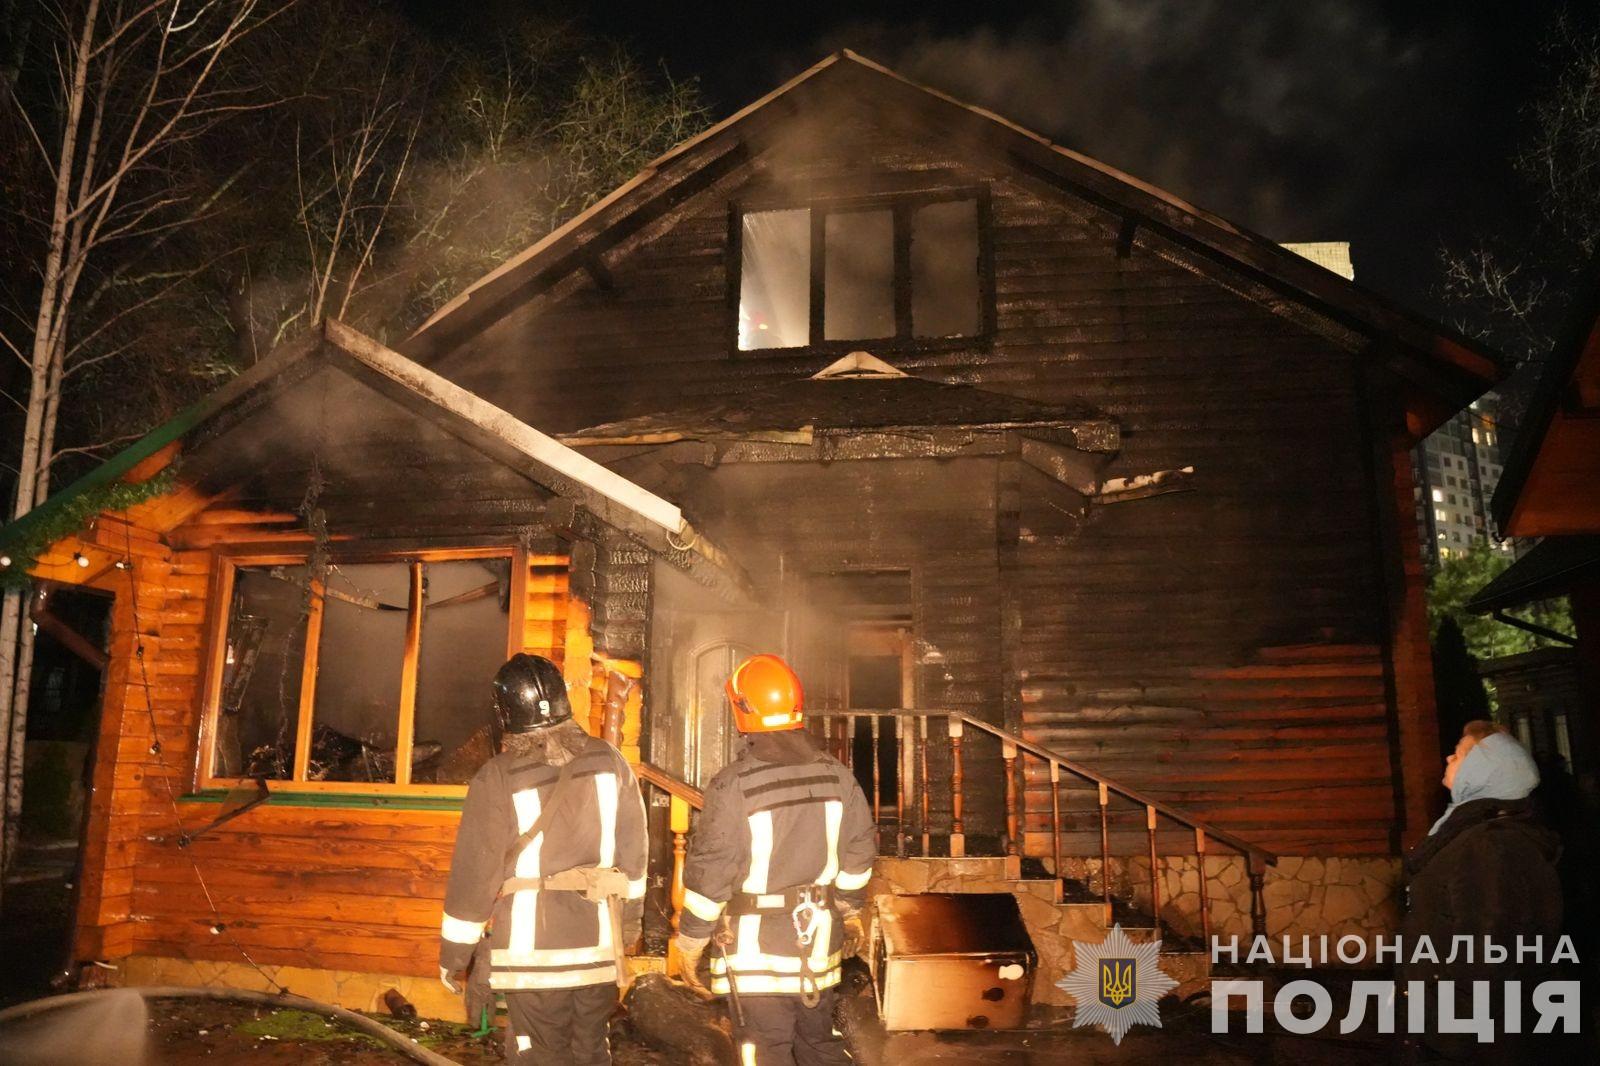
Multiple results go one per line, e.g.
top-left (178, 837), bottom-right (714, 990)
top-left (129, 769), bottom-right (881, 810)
top-left (2, 584), bottom-right (111, 1004)
top-left (847, 626), bottom-right (907, 808)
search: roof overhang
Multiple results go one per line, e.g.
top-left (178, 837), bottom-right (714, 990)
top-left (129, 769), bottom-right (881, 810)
top-left (2, 321), bottom-right (757, 604)
top-left (1465, 535), bottom-right (1600, 615)
top-left (1493, 254), bottom-right (1600, 538)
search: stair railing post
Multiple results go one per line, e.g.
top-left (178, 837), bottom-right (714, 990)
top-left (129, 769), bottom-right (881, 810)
top-left (918, 716), bottom-right (930, 857)
top-left (1195, 828), bottom-right (1212, 949)
top-left (1145, 805), bottom-right (1161, 934)
top-left (894, 715), bottom-right (907, 858)
top-left (666, 793), bottom-right (691, 976)
top-left (1248, 853), bottom-right (1268, 939)
top-left (948, 716), bottom-right (965, 858)
top-left (1049, 762), bottom-right (1063, 882)
top-left (871, 714), bottom-right (883, 851)
top-left (1002, 739), bottom-right (1019, 857)
top-left (1098, 781), bottom-right (1112, 925)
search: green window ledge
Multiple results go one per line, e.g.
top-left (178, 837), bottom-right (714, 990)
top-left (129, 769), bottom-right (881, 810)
top-left (179, 789), bottom-right (464, 812)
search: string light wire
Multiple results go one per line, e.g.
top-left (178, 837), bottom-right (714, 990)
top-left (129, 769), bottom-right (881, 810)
top-left (119, 517), bottom-right (287, 994)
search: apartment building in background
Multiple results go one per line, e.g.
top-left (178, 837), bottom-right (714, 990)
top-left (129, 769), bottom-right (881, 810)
top-left (1412, 393), bottom-right (1512, 565)
top-left (1280, 241), bottom-right (1509, 568)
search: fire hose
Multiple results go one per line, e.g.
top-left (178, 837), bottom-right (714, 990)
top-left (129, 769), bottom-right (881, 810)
top-left (0, 986), bottom-right (464, 1066)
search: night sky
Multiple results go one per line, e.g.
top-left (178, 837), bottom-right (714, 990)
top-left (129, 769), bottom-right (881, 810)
top-left (404, 0), bottom-right (1585, 326)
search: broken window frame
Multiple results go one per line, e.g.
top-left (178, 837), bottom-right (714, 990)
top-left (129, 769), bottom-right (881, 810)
top-left (197, 544), bottom-right (529, 797)
top-left (729, 185), bottom-right (995, 355)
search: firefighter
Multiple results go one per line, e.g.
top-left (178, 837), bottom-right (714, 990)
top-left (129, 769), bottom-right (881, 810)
top-left (675, 653), bottom-right (876, 1065)
top-left (438, 653), bottom-right (647, 1065)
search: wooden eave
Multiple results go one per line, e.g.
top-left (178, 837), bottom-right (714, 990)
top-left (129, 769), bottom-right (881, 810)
top-left (402, 49), bottom-right (1501, 432)
top-left (1494, 255), bottom-right (1600, 538)
top-left (4, 321), bottom-right (756, 603)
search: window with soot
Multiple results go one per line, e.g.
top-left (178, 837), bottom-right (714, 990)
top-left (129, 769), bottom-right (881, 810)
top-left (208, 552), bottom-right (521, 792)
top-left (736, 194), bottom-right (986, 351)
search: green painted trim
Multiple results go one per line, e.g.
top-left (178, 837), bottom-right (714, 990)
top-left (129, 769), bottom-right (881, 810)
top-left (0, 401), bottom-right (209, 547)
top-left (0, 331), bottom-right (323, 548)
top-left (179, 788), bottom-right (464, 812)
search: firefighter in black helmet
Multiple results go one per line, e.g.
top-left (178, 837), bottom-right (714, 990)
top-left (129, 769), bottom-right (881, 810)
top-left (439, 653), bottom-right (647, 1065)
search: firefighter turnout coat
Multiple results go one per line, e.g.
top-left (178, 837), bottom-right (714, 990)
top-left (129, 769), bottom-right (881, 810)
top-left (679, 731), bottom-right (876, 996)
top-left (440, 735), bottom-right (647, 990)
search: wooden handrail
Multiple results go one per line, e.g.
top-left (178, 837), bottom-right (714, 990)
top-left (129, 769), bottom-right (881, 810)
top-left (807, 708), bottom-right (1277, 868)
top-left (636, 761), bottom-right (703, 978)
top-left (636, 761), bottom-right (704, 809)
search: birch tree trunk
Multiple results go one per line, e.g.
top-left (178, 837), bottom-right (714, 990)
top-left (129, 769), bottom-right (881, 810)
top-left (0, 0), bottom-right (273, 904)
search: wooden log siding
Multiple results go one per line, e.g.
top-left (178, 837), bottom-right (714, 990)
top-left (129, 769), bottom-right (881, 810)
top-left (427, 95), bottom-right (1418, 856)
top-left (77, 525), bottom-right (210, 961)
top-left (70, 504), bottom-right (584, 974)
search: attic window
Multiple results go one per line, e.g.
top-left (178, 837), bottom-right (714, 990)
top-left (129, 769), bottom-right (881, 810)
top-left (737, 193), bottom-right (986, 351)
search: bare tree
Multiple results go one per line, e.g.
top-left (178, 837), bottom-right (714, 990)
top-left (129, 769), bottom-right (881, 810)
top-left (0, 2), bottom-right (709, 892)
top-left (1439, 15), bottom-right (1600, 422)
top-left (0, 0), bottom-right (281, 889)
top-left (229, 13), bottom-right (710, 349)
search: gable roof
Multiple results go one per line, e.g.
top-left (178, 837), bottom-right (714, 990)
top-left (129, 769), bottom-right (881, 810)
top-left (1491, 252), bottom-right (1600, 537)
top-left (1, 321), bottom-right (754, 601)
top-left (403, 50), bottom-right (1501, 429)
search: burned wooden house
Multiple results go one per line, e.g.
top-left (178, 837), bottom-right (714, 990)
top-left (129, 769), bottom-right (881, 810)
top-left (6, 52), bottom-right (1500, 1011)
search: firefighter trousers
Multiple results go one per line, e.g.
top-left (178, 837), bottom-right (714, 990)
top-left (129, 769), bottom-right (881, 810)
top-left (503, 984), bottom-right (616, 1065)
top-left (734, 988), bottom-right (852, 1065)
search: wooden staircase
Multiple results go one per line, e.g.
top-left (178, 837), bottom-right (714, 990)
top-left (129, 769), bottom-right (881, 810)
top-left (634, 708), bottom-right (1273, 1006)
top-left (869, 854), bottom-right (1210, 1007)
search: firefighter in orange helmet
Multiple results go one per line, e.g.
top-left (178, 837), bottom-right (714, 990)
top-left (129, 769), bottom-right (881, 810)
top-left (675, 654), bottom-right (875, 1064)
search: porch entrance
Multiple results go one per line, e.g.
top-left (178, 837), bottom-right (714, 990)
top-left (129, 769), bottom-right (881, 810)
top-left (845, 624), bottom-right (912, 829)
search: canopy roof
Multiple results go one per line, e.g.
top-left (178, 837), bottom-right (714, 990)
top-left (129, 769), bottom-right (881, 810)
top-left (1465, 535), bottom-right (1600, 614)
top-left (562, 352), bottom-right (1116, 451)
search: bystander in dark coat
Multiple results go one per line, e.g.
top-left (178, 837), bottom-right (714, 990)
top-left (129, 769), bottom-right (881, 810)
top-left (1400, 729), bottom-right (1563, 1062)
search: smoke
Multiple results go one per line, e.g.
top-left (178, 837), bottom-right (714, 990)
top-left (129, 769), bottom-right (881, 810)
top-left (818, 0), bottom-right (1475, 241)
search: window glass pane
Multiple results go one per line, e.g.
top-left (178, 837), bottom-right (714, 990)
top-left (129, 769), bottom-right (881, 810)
top-left (912, 199), bottom-right (980, 337)
top-left (414, 558), bottom-right (513, 784)
top-left (310, 562), bottom-right (409, 782)
top-left (824, 209), bottom-right (895, 340)
top-left (739, 209), bottom-right (811, 349)
top-left (215, 565), bottom-right (308, 780)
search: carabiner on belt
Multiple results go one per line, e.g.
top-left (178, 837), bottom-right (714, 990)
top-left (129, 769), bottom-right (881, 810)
top-left (791, 895), bottom-right (823, 948)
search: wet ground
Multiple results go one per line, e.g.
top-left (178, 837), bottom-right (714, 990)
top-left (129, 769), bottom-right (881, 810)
top-left (6, 991), bottom-right (1402, 1066)
top-left (0, 874), bottom-right (76, 1007)
top-left (7, 997), bottom-right (682, 1065)
top-left (868, 1004), bottom-right (1393, 1065)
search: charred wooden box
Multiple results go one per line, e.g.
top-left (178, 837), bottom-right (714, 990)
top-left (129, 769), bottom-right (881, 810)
top-left (870, 893), bottom-right (1036, 1031)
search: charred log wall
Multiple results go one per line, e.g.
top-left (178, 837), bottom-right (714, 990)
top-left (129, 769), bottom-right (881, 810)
top-left (436, 83), bottom-right (1410, 856)
top-left (73, 489), bottom-right (583, 976)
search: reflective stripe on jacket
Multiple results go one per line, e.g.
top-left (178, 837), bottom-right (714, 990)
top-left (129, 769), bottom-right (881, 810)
top-left (439, 737), bottom-right (648, 990)
top-left (680, 732), bottom-right (876, 996)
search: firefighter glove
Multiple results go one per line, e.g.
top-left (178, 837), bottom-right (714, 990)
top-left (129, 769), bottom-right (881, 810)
top-left (840, 910), bottom-right (866, 959)
top-left (675, 934), bottom-right (714, 1000)
top-left (439, 966), bottom-right (464, 995)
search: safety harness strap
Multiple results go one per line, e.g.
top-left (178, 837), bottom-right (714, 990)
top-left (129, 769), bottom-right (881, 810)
top-left (726, 884), bottom-right (836, 915)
